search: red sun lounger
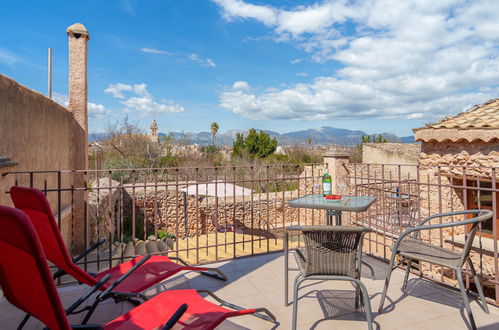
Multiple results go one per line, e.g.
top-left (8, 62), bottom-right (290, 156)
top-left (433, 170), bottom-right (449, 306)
top-left (10, 186), bottom-right (227, 323)
top-left (0, 206), bottom-right (188, 330)
top-left (0, 206), bottom-right (276, 329)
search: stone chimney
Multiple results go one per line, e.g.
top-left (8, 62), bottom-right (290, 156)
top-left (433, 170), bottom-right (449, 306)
top-left (67, 23), bottom-right (89, 253)
top-left (67, 23), bottom-right (90, 169)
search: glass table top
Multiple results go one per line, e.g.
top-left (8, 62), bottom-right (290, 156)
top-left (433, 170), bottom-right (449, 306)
top-left (288, 194), bottom-right (377, 212)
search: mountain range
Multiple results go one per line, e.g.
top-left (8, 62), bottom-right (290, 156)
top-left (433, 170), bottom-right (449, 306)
top-left (90, 126), bottom-right (414, 146)
top-left (164, 127), bottom-right (414, 146)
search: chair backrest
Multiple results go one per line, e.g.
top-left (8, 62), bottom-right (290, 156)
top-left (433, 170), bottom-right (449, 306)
top-left (301, 226), bottom-right (371, 277)
top-left (0, 206), bottom-right (71, 330)
top-left (10, 186), bottom-right (98, 287)
top-left (461, 210), bottom-right (493, 264)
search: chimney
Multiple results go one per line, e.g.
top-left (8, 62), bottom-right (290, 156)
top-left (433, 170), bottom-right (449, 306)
top-left (66, 23), bottom-right (89, 254)
top-left (67, 23), bottom-right (90, 169)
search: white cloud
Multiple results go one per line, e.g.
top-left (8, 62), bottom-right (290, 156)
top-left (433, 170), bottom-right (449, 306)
top-left (88, 102), bottom-right (112, 119)
top-left (187, 53), bottom-right (216, 67)
top-left (104, 83), bottom-right (148, 99)
top-left (232, 81), bottom-right (250, 90)
top-left (52, 92), bottom-right (69, 107)
top-left (0, 48), bottom-right (20, 66)
top-left (141, 47), bottom-right (215, 68)
top-left (52, 92), bottom-right (111, 119)
top-left (140, 47), bottom-right (171, 55)
top-left (296, 72), bottom-right (308, 77)
top-left (212, 0), bottom-right (277, 26)
top-left (213, 0), bottom-right (499, 122)
top-left (290, 58), bottom-right (303, 64)
top-left (105, 83), bottom-right (186, 116)
top-left (104, 83), bottom-right (133, 99)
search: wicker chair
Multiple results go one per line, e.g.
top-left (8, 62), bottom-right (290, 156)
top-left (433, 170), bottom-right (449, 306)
top-left (378, 209), bottom-right (493, 330)
top-left (284, 226), bottom-right (373, 330)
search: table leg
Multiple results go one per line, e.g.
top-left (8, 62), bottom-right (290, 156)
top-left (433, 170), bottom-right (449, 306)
top-left (326, 210), bottom-right (334, 225)
top-left (326, 210), bottom-right (342, 225)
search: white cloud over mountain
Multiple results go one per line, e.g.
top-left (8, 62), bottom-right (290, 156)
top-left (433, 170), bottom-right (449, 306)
top-left (105, 83), bottom-right (186, 116)
top-left (213, 0), bottom-right (499, 121)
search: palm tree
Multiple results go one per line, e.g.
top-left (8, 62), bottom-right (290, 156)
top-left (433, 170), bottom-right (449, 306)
top-left (210, 122), bottom-right (219, 146)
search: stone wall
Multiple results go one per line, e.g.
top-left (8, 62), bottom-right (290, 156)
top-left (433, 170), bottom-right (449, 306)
top-left (420, 141), bottom-right (499, 178)
top-left (0, 74), bottom-right (85, 247)
top-left (417, 140), bottom-right (499, 218)
top-left (362, 143), bottom-right (420, 178)
top-left (116, 166), bottom-right (326, 240)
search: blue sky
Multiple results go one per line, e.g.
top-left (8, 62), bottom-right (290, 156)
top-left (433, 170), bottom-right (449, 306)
top-left (1, 0), bottom-right (499, 137)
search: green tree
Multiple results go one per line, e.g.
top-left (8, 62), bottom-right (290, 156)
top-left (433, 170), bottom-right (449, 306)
top-left (232, 129), bottom-right (278, 159)
top-left (361, 134), bottom-right (387, 143)
top-left (161, 132), bottom-right (175, 154)
top-left (232, 132), bottom-right (246, 157)
top-left (375, 134), bottom-right (387, 143)
top-left (361, 134), bottom-right (372, 143)
top-left (210, 122), bottom-right (219, 145)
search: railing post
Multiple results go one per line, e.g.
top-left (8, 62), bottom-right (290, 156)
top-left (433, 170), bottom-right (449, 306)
top-left (0, 160), bottom-right (18, 207)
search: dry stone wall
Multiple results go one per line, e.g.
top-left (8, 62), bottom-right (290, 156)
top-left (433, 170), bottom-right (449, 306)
top-left (126, 189), bottom-right (326, 239)
top-left (109, 165), bottom-right (327, 239)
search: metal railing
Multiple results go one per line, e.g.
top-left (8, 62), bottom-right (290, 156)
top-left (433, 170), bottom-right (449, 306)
top-left (2, 162), bottom-right (498, 305)
top-left (345, 163), bottom-right (498, 305)
top-left (2, 164), bottom-right (324, 276)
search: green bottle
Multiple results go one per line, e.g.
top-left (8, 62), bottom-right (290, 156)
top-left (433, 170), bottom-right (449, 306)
top-left (322, 169), bottom-right (332, 196)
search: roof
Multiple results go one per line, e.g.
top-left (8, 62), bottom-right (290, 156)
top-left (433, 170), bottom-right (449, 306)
top-left (414, 98), bottom-right (499, 142)
top-left (362, 143), bottom-right (421, 157)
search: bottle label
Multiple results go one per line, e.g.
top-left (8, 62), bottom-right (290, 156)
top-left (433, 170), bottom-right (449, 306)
top-left (323, 182), bottom-right (332, 194)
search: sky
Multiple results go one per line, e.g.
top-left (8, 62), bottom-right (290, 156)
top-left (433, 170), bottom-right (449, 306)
top-left (1, 0), bottom-right (499, 137)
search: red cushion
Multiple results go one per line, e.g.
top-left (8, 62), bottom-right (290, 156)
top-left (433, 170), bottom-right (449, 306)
top-left (104, 289), bottom-right (254, 330)
top-left (95, 255), bottom-right (186, 292)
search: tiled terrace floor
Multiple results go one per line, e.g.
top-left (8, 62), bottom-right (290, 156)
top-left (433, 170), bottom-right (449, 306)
top-left (1, 252), bottom-right (498, 329)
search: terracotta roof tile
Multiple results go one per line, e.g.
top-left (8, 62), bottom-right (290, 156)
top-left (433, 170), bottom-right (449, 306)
top-left (422, 98), bottom-right (499, 130)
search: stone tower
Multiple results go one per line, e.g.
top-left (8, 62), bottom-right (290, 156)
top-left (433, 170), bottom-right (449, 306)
top-left (150, 119), bottom-right (159, 143)
top-left (67, 22), bottom-right (89, 167)
top-left (67, 22), bottom-right (90, 253)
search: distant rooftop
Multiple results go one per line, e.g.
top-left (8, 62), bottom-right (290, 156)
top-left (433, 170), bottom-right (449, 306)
top-left (363, 143), bottom-right (421, 157)
top-left (414, 98), bottom-right (499, 142)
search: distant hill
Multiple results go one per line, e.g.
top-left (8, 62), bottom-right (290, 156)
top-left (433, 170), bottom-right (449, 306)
top-left (399, 136), bottom-right (415, 143)
top-left (91, 126), bottom-right (416, 146)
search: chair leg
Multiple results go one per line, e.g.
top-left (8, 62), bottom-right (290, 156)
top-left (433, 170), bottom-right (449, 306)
top-left (355, 285), bottom-right (360, 310)
top-left (284, 250), bottom-right (289, 306)
top-left (291, 275), bottom-right (303, 330)
top-left (467, 258), bottom-right (489, 314)
top-left (402, 258), bottom-right (412, 291)
top-left (200, 268), bottom-right (228, 281)
top-left (456, 269), bottom-right (477, 330)
top-left (352, 279), bottom-right (373, 330)
top-left (378, 254), bottom-right (397, 313)
top-left (17, 313), bottom-right (30, 329)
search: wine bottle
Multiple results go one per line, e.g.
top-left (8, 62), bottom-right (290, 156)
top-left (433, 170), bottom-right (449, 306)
top-left (322, 169), bottom-right (332, 196)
